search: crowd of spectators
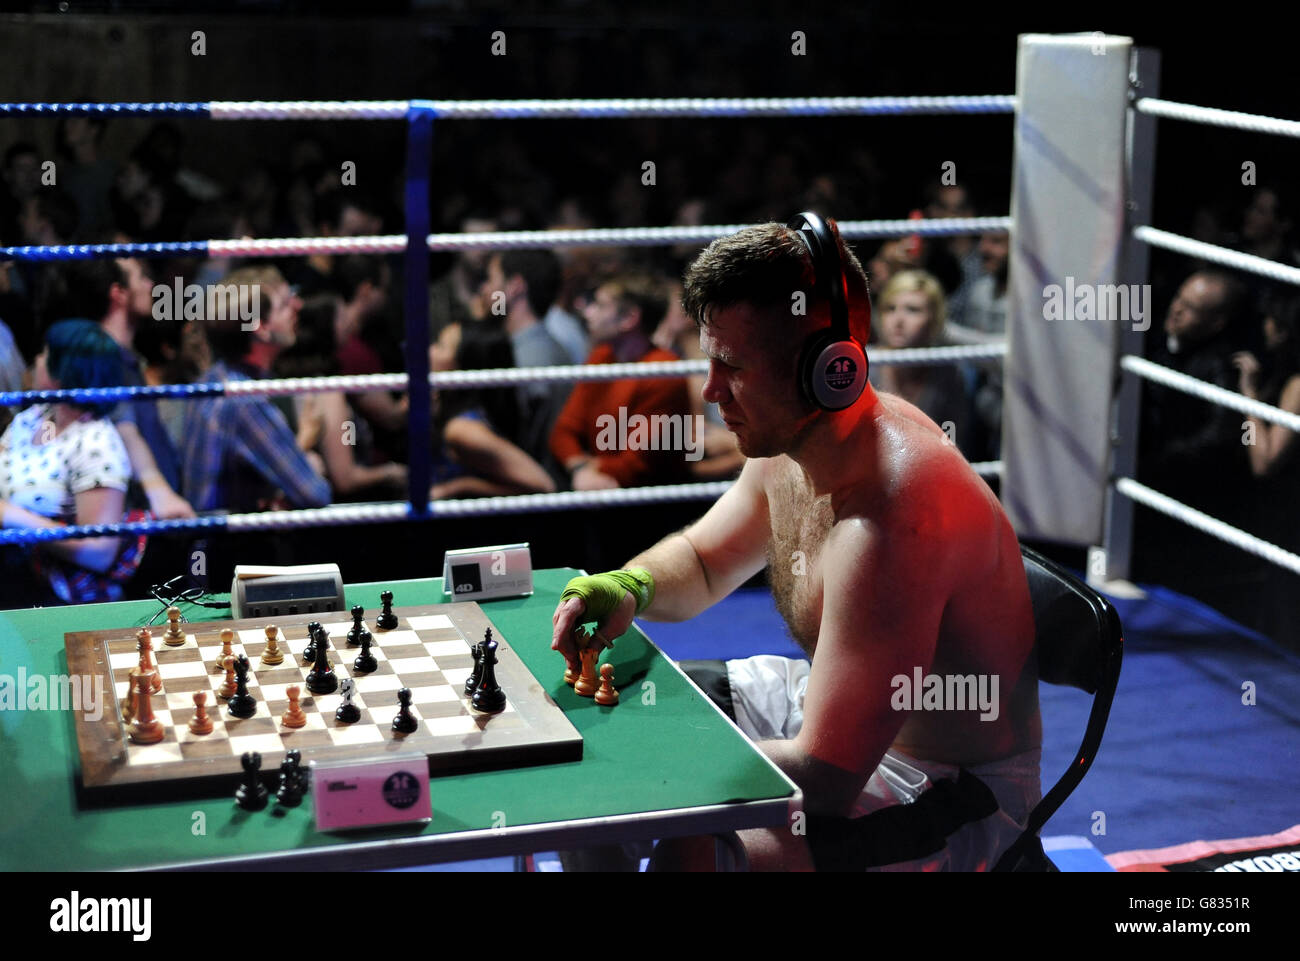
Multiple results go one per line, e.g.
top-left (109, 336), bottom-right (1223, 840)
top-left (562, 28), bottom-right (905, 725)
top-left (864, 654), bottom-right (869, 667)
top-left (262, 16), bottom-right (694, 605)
top-left (0, 116), bottom-right (1295, 648)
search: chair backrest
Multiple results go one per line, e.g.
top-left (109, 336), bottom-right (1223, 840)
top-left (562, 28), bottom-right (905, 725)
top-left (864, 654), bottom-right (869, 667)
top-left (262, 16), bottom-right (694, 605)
top-left (993, 545), bottom-right (1124, 871)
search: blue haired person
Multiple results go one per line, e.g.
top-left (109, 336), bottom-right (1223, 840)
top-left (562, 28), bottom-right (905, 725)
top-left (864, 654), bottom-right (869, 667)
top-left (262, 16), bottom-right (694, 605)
top-left (0, 319), bottom-right (146, 603)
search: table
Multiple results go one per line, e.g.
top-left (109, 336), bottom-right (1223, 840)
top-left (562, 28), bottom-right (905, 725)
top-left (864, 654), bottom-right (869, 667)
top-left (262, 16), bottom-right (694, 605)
top-left (0, 568), bottom-right (799, 870)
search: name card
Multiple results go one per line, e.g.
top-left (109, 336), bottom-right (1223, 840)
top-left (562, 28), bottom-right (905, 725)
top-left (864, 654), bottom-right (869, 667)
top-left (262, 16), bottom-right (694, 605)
top-left (441, 543), bottom-right (534, 601)
top-left (311, 757), bottom-right (432, 830)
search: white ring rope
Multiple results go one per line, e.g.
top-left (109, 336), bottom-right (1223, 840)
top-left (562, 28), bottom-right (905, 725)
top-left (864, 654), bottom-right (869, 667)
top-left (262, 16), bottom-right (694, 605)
top-left (195, 217), bottom-right (1014, 262)
top-left (1134, 226), bottom-right (1300, 287)
top-left (425, 218), bottom-right (1011, 252)
top-left (209, 236), bottom-right (405, 257)
top-left (1136, 98), bottom-right (1300, 140)
top-left (209, 101), bottom-right (410, 120)
top-left (213, 345), bottom-right (1006, 399)
top-left (1117, 478), bottom-right (1300, 576)
top-left (1121, 355), bottom-right (1300, 433)
top-left (228, 461), bottom-right (1004, 529)
top-left (209, 96), bottom-right (1015, 121)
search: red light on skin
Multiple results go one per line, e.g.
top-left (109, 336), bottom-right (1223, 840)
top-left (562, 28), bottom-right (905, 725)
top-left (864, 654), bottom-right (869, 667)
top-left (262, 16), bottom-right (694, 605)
top-left (904, 209), bottom-right (924, 261)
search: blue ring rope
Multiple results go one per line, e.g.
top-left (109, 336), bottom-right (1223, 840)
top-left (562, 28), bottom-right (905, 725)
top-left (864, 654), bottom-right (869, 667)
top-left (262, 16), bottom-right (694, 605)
top-left (0, 102), bottom-right (210, 116)
top-left (0, 241), bottom-right (211, 262)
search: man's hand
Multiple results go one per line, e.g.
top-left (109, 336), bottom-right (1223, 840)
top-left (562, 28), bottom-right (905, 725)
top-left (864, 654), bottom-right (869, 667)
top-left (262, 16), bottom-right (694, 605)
top-left (145, 485), bottom-right (197, 520)
top-left (572, 464), bottom-right (620, 491)
top-left (551, 590), bottom-right (635, 675)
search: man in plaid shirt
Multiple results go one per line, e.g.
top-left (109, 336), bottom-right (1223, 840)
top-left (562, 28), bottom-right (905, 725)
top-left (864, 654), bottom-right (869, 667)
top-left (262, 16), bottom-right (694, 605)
top-left (180, 267), bottom-right (331, 513)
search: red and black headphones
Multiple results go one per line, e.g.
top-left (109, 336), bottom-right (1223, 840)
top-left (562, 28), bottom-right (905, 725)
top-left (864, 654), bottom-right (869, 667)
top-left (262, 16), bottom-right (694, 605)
top-left (787, 211), bottom-right (870, 411)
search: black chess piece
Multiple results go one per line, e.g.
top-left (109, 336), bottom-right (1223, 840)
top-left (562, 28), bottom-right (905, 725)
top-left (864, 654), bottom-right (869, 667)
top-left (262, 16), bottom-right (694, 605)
top-left (227, 654), bottom-right (257, 719)
top-left (376, 590), bottom-right (398, 631)
top-left (305, 626), bottom-right (338, 695)
top-left (353, 629), bottom-right (377, 674)
top-left (347, 605), bottom-right (365, 646)
top-left (285, 748), bottom-right (308, 796)
top-left (335, 678), bottom-right (361, 723)
top-left (235, 751), bottom-right (269, 810)
top-left (275, 753), bottom-right (303, 806)
top-left (303, 621), bottom-right (322, 663)
top-left (463, 639), bottom-right (483, 697)
top-left (391, 687), bottom-right (419, 734)
top-left (471, 638), bottom-right (507, 714)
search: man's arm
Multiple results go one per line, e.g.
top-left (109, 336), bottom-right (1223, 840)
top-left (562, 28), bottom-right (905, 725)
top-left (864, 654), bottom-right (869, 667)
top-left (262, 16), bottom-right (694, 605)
top-left (766, 513), bottom-right (947, 816)
top-left (232, 400), bottom-right (332, 508)
top-left (116, 420), bottom-right (197, 519)
top-left (629, 456), bottom-right (770, 621)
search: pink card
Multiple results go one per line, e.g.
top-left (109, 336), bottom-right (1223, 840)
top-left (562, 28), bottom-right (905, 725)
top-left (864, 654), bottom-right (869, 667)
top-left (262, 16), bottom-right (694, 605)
top-left (311, 758), bottom-right (433, 830)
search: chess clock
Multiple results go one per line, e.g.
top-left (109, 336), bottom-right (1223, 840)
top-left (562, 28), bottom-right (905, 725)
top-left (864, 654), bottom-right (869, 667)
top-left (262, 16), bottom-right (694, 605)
top-left (230, 563), bottom-right (346, 619)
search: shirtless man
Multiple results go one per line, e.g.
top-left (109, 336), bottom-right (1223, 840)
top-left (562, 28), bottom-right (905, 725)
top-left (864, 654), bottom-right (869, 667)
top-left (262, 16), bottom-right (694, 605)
top-left (552, 218), bottom-right (1041, 871)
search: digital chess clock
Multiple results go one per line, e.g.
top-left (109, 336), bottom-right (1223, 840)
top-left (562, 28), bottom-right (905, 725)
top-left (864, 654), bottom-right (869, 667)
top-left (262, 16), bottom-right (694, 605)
top-left (230, 563), bottom-right (347, 619)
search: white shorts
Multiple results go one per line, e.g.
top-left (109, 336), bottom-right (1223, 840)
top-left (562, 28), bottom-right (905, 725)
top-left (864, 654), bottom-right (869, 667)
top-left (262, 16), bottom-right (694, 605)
top-left (723, 654), bottom-right (1043, 871)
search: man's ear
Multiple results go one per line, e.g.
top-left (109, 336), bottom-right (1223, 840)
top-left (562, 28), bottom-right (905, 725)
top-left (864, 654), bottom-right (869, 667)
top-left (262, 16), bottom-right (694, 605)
top-left (108, 281), bottom-right (128, 309)
top-left (619, 307), bottom-right (642, 335)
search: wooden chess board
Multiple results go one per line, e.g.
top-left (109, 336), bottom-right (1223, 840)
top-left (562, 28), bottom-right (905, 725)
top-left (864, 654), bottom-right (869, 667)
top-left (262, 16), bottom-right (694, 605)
top-left (65, 601), bottom-right (582, 802)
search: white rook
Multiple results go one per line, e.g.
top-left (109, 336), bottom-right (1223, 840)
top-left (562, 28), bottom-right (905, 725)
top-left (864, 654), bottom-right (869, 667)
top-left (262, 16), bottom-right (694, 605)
top-left (1002, 33), bottom-right (1133, 545)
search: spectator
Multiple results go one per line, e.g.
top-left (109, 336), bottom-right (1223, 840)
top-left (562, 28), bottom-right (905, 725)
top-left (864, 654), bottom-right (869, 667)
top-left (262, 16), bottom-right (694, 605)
top-left (55, 115), bottom-right (115, 239)
top-left (1235, 188), bottom-right (1298, 267)
top-left (869, 270), bottom-right (974, 458)
top-left (923, 183), bottom-right (983, 326)
top-left (178, 267), bottom-right (330, 514)
top-left (429, 318), bottom-right (555, 498)
top-left (652, 280), bottom-right (744, 480)
top-left (1234, 292), bottom-right (1300, 646)
top-left (480, 250), bottom-right (574, 478)
top-left (1, 141), bottom-right (42, 245)
top-left (286, 190), bottom-right (387, 297)
top-left (0, 320), bottom-right (144, 604)
top-left (333, 254), bottom-right (409, 465)
top-left (550, 272), bottom-right (693, 490)
top-left (274, 293), bottom-right (407, 501)
top-left (960, 230), bottom-right (1010, 337)
top-left (59, 257), bottom-right (194, 520)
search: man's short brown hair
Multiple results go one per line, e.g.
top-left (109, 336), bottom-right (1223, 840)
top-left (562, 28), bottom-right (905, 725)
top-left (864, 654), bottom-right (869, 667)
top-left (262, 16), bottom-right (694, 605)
top-left (681, 219), bottom-right (871, 343)
top-left (603, 272), bottom-right (668, 337)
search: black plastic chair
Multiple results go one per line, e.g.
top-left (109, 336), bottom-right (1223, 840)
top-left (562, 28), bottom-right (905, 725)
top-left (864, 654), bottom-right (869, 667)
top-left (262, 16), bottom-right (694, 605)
top-left (992, 545), bottom-right (1124, 872)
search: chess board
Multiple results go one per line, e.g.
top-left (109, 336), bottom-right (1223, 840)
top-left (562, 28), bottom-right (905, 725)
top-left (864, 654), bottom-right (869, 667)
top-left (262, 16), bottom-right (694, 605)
top-left (65, 601), bottom-right (582, 802)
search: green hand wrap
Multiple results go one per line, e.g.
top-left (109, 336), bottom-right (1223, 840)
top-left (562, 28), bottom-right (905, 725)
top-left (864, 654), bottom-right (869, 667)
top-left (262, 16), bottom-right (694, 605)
top-left (561, 568), bottom-right (656, 619)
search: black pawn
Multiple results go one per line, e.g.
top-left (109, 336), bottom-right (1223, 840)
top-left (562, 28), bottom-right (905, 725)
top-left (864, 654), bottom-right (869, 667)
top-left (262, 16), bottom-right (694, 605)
top-left (285, 748), bottom-right (308, 795)
top-left (235, 751), bottom-right (268, 810)
top-left (471, 638), bottom-right (506, 714)
top-left (227, 654), bottom-right (257, 719)
top-left (376, 590), bottom-right (398, 631)
top-left (275, 754), bottom-right (303, 806)
top-left (303, 621), bottom-right (322, 663)
top-left (353, 629), bottom-right (377, 674)
top-left (347, 605), bottom-right (365, 646)
top-left (306, 627), bottom-right (338, 695)
top-left (392, 687), bottom-right (419, 734)
top-left (463, 640), bottom-right (483, 697)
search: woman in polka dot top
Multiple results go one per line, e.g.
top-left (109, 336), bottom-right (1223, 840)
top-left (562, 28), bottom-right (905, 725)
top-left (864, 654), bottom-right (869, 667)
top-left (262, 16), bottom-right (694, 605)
top-left (0, 319), bottom-right (137, 602)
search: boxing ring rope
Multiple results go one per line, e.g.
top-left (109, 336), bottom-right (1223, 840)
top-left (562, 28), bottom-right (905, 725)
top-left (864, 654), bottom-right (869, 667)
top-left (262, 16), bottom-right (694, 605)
top-left (0, 218), bottom-right (1013, 263)
top-left (1133, 227), bottom-right (1300, 287)
top-left (0, 93), bottom-right (1012, 553)
top-left (1134, 98), bottom-right (1300, 139)
top-left (1096, 85), bottom-right (1300, 589)
top-left (0, 96), bottom-right (1015, 120)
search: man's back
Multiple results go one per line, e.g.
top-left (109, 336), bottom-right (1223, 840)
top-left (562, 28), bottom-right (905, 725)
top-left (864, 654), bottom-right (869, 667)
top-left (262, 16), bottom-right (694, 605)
top-left (762, 391), bottom-right (1040, 768)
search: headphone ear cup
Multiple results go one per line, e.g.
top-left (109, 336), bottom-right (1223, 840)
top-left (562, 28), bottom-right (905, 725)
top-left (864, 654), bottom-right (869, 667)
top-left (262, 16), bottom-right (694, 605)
top-left (800, 331), bottom-right (868, 411)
